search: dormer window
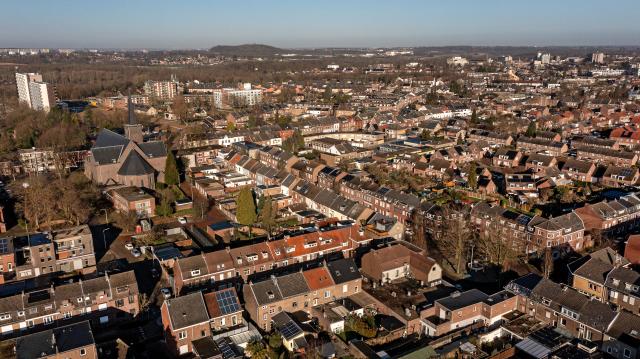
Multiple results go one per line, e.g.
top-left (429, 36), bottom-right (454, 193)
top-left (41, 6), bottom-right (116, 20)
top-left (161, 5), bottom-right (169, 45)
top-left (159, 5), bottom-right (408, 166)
top-left (267, 291), bottom-right (275, 299)
top-left (191, 269), bottom-right (201, 277)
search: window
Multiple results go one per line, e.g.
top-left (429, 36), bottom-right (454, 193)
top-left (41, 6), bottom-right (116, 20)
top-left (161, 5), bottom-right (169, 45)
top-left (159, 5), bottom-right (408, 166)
top-left (190, 269), bottom-right (201, 277)
top-left (80, 348), bottom-right (86, 356)
top-left (178, 331), bottom-right (187, 340)
top-left (624, 348), bottom-right (631, 358)
top-left (560, 318), bottom-right (566, 326)
top-left (324, 291), bottom-right (330, 298)
top-left (0, 313), bottom-right (10, 321)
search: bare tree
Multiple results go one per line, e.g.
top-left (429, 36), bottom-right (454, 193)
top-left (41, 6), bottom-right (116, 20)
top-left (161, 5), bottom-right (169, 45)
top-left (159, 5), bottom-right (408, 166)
top-left (437, 205), bottom-right (472, 275)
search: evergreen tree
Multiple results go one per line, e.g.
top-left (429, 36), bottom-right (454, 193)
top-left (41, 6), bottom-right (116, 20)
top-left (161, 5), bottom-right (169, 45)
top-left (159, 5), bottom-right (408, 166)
top-left (164, 149), bottom-right (180, 186)
top-left (470, 109), bottom-right (478, 124)
top-left (468, 162), bottom-right (478, 189)
top-left (259, 196), bottom-right (277, 238)
top-left (236, 187), bottom-right (257, 237)
top-left (525, 121), bottom-right (537, 137)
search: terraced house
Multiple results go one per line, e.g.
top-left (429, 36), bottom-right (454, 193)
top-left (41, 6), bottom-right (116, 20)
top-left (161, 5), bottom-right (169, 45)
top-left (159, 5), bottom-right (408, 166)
top-left (1, 225), bottom-right (96, 283)
top-left (243, 258), bottom-right (362, 331)
top-left (0, 270), bottom-right (138, 338)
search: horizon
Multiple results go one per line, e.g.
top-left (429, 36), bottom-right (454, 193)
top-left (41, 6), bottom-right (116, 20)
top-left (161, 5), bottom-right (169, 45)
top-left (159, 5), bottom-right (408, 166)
top-left (2, 0), bottom-right (640, 49)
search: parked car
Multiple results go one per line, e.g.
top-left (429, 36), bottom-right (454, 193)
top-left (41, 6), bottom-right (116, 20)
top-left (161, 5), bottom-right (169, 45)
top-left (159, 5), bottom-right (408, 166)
top-left (160, 287), bottom-right (172, 299)
top-left (131, 248), bottom-right (141, 258)
top-left (124, 242), bottom-right (134, 250)
top-left (177, 217), bottom-right (187, 225)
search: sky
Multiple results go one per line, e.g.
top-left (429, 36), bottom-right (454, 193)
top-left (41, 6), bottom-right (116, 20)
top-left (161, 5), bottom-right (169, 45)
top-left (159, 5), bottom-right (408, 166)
top-left (1, 0), bottom-right (640, 49)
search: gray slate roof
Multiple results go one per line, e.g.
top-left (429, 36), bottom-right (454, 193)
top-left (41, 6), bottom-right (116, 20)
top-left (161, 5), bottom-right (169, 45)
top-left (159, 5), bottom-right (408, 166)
top-left (165, 292), bottom-right (210, 330)
top-left (118, 150), bottom-right (155, 176)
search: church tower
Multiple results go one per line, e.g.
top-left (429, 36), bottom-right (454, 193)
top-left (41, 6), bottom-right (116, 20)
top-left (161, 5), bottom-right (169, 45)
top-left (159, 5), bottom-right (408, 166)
top-left (124, 94), bottom-right (144, 143)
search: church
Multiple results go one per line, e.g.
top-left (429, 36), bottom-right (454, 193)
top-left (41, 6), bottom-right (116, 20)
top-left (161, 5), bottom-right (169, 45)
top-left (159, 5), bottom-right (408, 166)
top-left (84, 96), bottom-right (167, 189)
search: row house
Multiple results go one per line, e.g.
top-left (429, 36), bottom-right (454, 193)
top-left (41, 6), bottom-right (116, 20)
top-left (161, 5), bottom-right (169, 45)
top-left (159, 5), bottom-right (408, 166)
top-left (0, 270), bottom-right (138, 338)
top-left (255, 146), bottom-right (298, 170)
top-left (601, 166), bottom-right (640, 187)
top-left (492, 148), bottom-right (523, 168)
top-left (2, 225), bottom-right (96, 282)
top-left (172, 222), bottom-right (365, 294)
top-left (570, 250), bottom-right (640, 315)
top-left (161, 288), bottom-right (244, 356)
top-left (243, 258), bottom-right (362, 331)
top-left (516, 136), bottom-right (568, 156)
top-left (176, 145), bottom-right (223, 168)
top-left (431, 145), bottom-right (481, 164)
top-left (421, 289), bottom-right (518, 337)
top-left (8, 320), bottom-right (98, 359)
top-left (610, 127), bottom-right (640, 148)
top-left (571, 135), bottom-right (619, 151)
top-left (575, 146), bottom-right (638, 166)
top-left (467, 129), bottom-right (513, 146)
top-left (289, 180), bottom-right (373, 222)
top-left (413, 158), bottom-right (456, 180)
top-left (574, 193), bottom-right (640, 238)
top-left (505, 173), bottom-right (552, 196)
top-left (528, 212), bottom-right (586, 252)
top-left (524, 153), bottom-right (558, 173)
top-left (173, 251), bottom-right (236, 295)
top-left (506, 275), bottom-right (618, 343)
top-left (339, 178), bottom-right (420, 225)
top-left (297, 117), bottom-right (341, 136)
top-left (471, 202), bottom-right (533, 254)
top-left (560, 158), bottom-right (597, 183)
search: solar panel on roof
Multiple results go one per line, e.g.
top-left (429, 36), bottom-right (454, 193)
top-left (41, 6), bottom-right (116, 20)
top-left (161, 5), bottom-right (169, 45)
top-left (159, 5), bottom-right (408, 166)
top-left (216, 338), bottom-right (236, 359)
top-left (280, 320), bottom-right (302, 339)
top-left (216, 290), bottom-right (240, 315)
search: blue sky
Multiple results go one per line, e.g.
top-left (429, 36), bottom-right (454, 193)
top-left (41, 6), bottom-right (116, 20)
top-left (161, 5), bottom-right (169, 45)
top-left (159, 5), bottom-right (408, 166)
top-left (2, 0), bottom-right (640, 49)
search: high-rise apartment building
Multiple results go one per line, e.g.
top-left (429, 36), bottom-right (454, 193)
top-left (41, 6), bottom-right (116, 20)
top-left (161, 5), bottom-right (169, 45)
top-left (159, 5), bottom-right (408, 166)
top-left (15, 72), bottom-right (55, 112)
top-left (592, 52), bottom-right (605, 64)
top-left (144, 80), bottom-right (178, 99)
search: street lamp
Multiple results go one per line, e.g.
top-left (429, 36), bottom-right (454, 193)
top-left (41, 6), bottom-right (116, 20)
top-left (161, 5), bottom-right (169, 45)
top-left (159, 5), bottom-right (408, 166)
top-left (100, 209), bottom-right (109, 224)
top-left (102, 228), bottom-right (110, 250)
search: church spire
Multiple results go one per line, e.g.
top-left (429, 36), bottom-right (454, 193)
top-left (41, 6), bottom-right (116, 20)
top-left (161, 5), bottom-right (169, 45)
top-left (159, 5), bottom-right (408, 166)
top-left (128, 92), bottom-right (136, 125)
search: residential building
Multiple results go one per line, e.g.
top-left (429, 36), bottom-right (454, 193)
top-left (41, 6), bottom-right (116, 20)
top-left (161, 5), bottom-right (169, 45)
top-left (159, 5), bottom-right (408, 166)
top-left (161, 292), bottom-right (211, 356)
top-left (243, 258), bottom-right (362, 331)
top-left (110, 186), bottom-right (155, 218)
top-left (0, 270), bottom-right (138, 337)
top-left (144, 80), bottom-right (178, 99)
top-left (7, 320), bottom-right (97, 359)
top-left (361, 242), bottom-right (442, 285)
top-left (15, 72), bottom-right (55, 112)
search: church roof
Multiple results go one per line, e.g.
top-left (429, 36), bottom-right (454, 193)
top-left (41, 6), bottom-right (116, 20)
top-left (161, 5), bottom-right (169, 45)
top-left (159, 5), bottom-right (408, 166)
top-left (117, 150), bottom-right (155, 176)
top-left (138, 141), bottom-right (167, 159)
top-left (91, 146), bottom-right (124, 165)
top-left (95, 128), bottom-right (130, 148)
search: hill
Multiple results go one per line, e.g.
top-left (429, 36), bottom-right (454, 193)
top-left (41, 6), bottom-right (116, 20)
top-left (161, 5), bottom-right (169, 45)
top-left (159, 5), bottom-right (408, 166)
top-left (208, 44), bottom-right (283, 57)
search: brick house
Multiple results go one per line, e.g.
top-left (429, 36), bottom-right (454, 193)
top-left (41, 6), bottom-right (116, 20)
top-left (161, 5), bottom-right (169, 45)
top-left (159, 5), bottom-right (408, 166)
top-left (507, 276), bottom-right (618, 342)
top-left (601, 166), bottom-right (640, 187)
top-left (576, 146), bottom-right (638, 166)
top-left (0, 271), bottom-right (138, 338)
top-left (203, 288), bottom-right (244, 333)
top-left (4, 225), bottom-right (96, 282)
top-left (172, 251), bottom-right (235, 295)
top-left (361, 242), bottom-right (442, 285)
top-left (110, 186), bottom-right (155, 218)
top-left (421, 289), bottom-right (517, 337)
top-left (243, 258), bottom-right (362, 331)
top-left (560, 158), bottom-right (597, 183)
top-left (491, 148), bottom-right (523, 168)
top-left (516, 136), bottom-right (568, 156)
top-left (161, 292), bottom-right (211, 356)
top-left (9, 320), bottom-right (97, 359)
